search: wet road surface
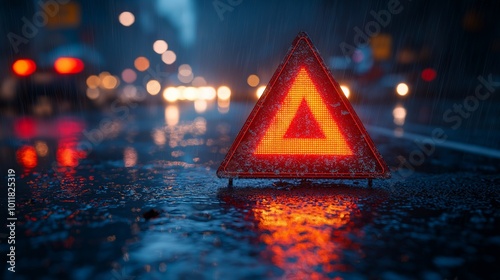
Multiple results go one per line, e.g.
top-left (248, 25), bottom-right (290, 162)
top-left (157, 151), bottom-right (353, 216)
top-left (1, 101), bottom-right (500, 279)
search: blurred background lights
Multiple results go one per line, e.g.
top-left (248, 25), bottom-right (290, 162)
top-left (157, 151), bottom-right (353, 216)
top-left (86, 88), bottom-right (100, 100)
top-left (35, 141), bottom-right (48, 157)
top-left (393, 104), bottom-right (407, 126)
top-left (200, 86), bottom-right (216, 100)
top-left (192, 76), bottom-right (207, 87)
top-left (256, 86), bottom-right (266, 99)
top-left (165, 105), bottom-right (179, 126)
top-left (194, 99), bottom-right (208, 113)
top-left (161, 50), bottom-right (176, 65)
top-left (101, 75), bottom-right (119, 89)
top-left (217, 86), bottom-right (231, 100)
top-left (134, 56), bottom-right (150, 72)
top-left (163, 87), bottom-right (180, 102)
top-left (421, 68), bottom-right (437, 82)
top-left (178, 73), bottom-right (193, 83)
top-left (178, 64), bottom-right (192, 76)
top-left (340, 85), bottom-right (350, 99)
top-left (121, 68), bottom-right (137, 84)
top-left (396, 83), bottom-right (409, 96)
top-left (12, 59), bottom-right (36, 76)
top-left (146, 80), bottom-right (161, 95)
top-left (118, 11), bottom-right (135, 26)
top-left (183, 87), bottom-right (198, 100)
top-left (153, 40), bottom-right (168, 54)
top-left (247, 74), bottom-right (260, 87)
top-left (86, 75), bottom-right (100, 89)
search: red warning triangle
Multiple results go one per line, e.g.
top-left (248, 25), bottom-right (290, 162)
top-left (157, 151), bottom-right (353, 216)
top-left (283, 99), bottom-right (325, 139)
top-left (217, 32), bottom-right (390, 179)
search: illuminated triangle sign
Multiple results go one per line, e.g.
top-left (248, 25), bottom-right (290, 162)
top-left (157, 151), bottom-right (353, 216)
top-left (217, 32), bottom-right (390, 179)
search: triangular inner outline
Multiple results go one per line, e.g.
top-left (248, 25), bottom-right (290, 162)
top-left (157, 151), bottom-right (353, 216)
top-left (283, 98), bottom-right (325, 139)
top-left (254, 67), bottom-right (353, 155)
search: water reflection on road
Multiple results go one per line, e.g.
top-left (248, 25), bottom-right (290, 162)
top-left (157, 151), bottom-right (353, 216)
top-left (219, 185), bottom-right (383, 279)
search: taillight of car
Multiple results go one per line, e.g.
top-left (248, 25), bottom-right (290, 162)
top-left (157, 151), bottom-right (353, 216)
top-left (12, 59), bottom-right (37, 76)
top-left (54, 57), bottom-right (84, 74)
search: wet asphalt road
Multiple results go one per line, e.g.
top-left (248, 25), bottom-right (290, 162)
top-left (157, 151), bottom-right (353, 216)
top-left (1, 100), bottom-right (500, 279)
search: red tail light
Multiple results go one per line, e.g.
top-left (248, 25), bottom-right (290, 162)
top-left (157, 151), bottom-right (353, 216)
top-left (54, 57), bottom-right (84, 74)
top-left (12, 59), bottom-right (36, 76)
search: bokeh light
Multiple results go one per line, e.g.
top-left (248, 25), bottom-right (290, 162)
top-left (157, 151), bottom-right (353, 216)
top-left (217, 86), bottom-right (231, 100)
top-left (340, 85), bottom-right (350, 99)
top-left (161, 50), bottom-right (176, 65)
top-left (12, 59), bottom-right (36, 76)
top-left (247, 74), bottom-right (260, 87)
top-left (163, 87), bottom-right (180, 102)
top-left (146, 80), bottom-right (161, 95)
top-left (86, 75), bottom-right (100, 89)
top-left (421, 68), bottom-right (437, 82)
top-left (101, 75), bottom-right (119, 89)
top-left (393, 104), bottom-right (407, 126)
top-left (121, 68), bottom-right (137, 84)
top-left (153, 40), bottom-right (168, 54)
top-left (396, 83), bottom-right (409, 96)
top-left (118, 11), bottom-right (135, 27)
top-left (134, 56), bottom-right (150, 72)
top-left (256, 86), bottom-right (266, 99)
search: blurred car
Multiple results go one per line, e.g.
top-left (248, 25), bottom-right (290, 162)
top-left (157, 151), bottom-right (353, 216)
top-left (0, 1), bottom-right (102, 114)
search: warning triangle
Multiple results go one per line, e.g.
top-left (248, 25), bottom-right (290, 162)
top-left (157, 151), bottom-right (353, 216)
top-left (283, 99), bottom-right (325, 139)
top-left (217, 32), bottom-right (390, 179)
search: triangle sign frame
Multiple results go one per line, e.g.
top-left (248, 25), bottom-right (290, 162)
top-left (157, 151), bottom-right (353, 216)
top-left (217, 32), bottom-right (390, 179)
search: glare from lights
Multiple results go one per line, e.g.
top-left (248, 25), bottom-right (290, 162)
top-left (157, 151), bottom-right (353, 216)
top-left (194, 99), bottom-right (208, 113)
top-left (178, 73), bottom-right (193, 83)
top-left (199, 86), bottom-right (216, 100)
top-left (340, 85), bottom-right (350, 99)
top-left (121, 68), bottom-right (137, 83)
top-left (256, 86), bottom-right (266, 99)
top-left (393, 104), bottom-right (407, 126)
top-left (183, 87), bottom-right (198, 101)
top-left (177, 86), bottom-right (186, 100)
top-left (119, 11), bottom-right (135, 27)
top-left (12, 59), bottom-right (36, 76)
top-left (396, 83), bottom-right (409, 96)
top-left (217, 86), bottom-right (231, 100)
top-left (161, 50), bottom-right (176, 65)
top-left (163, 87), bottom-right (180, 102)
top-left (86, 75), bottom-right (100, 89)
top-left (153, 40), bottom-right (168, 54)
top-left (247, 74), bottom-right (260, 87)
top-left (165, 105), bottom-right (179, 126)
top-left (192, 76), bottom-right (207, 86)
top-left (101, 75), bottom-right (119, 89)
top-left (54, 57), bottom-right (84, 74)
top-left (134, 56), bottom-right (150, 72)
top-left (86, 88), bottom-right (100, 100)
top-left (146, 80), bottom-right (161, 95)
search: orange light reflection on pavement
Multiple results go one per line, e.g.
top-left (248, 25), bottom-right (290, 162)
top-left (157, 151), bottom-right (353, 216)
top-left (221, 187), bottom-right (367, 279)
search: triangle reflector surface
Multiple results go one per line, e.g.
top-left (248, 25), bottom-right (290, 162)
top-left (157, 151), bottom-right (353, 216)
top-left (217, 32), bottom-right (390, 179)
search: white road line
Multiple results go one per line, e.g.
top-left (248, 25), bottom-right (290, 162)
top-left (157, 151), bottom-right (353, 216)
top-left (366, 125), bottom-right (500, 159)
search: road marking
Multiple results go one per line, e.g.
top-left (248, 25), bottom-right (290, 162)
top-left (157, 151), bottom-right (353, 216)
top-left (366, 125), bottom-right (500, 159)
